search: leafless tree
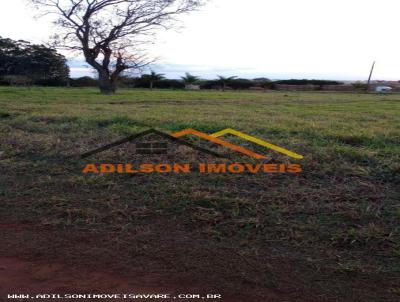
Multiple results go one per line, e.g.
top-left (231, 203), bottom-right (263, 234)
top-left (30, 0), bottom-right (205, 94)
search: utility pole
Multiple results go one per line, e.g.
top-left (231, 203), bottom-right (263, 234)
top-left (366, 61), bottom-right (375, 92)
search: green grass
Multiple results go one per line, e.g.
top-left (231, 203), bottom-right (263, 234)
top-left (0, 87), bottom-right (399, 301)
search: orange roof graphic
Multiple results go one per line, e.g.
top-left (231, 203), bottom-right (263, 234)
top-left (171, 128), bottom-right (267, 159)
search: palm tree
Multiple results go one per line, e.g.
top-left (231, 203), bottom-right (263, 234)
top-left (217, 75), bottom-right (237, 91)
top-left (181, 73), bottom-right (200, 85)
top-left (142, 70), bottom-right (165, 90)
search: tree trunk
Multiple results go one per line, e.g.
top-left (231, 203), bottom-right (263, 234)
top-left (98, 73), bottom-right (117, 94)
top-left (150, 81), bottom-right (153, 90)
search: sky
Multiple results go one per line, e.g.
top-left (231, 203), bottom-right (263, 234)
top-left (1, 0), bottom-right (400, 80)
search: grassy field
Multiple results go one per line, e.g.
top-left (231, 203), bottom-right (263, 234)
top-left (0, 87), bottom-right (399, 301)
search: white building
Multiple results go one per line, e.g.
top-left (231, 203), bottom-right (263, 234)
top-left (185, 84), bottom-right (201, 90)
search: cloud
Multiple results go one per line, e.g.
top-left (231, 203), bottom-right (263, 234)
top-left (8, 0), bottom-right (397, 80)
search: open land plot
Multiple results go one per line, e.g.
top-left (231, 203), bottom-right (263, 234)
top-left (0, 87), bottom-right (399, 301)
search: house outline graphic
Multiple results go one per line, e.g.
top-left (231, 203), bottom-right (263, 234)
top-left (80, 128), bottom-right (303, 160)
top-left (80, 129), bottom-right (224, 159)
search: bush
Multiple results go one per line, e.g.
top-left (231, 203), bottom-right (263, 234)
top-left (118, 76), bottom-right (136, 88)
top-left (69, 76), bottom-right (98, 87)
top-left (229, 78), bottom-right (254, 90)
top-left (199, 80), bottom-right (220, 90)
top-left (253, 78), bottom-right (273, 89)
top-left (2, 75), bottom-right (33, 86)
top-left (35, 78), bottom-right (69, 87)
top-left (352, 82), bottom-right (368, 90)
top-left (156, 79), bottom-right (185, 89)
top-left (120, 77), bottom-right (185, 89)
top-left (274, 79), bottom-right (342, 85)
top-left (201, 78), bottom-right (261, 90)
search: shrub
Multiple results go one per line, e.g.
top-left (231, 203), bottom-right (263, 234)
top-left (274, 79), bottom-right (342, 85)
top-left (229, 78), bottom-right (254, 90)
top-left (69, 76), bottom-right (98, 87)
top-left (199, 80), bottom-right (220, 90)
top-left (2, 75), bottom-right (33, 86)
top-left (156, 79), bottom-right (185, 89)
top-left (352, 82), bottom-right (368, 90)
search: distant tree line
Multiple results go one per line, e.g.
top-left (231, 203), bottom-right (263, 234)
top-left (0, 37), bottom-right (69, 86)
top-left (122, 76), bottom-right (343, 90)
top-left (0, 36), bottom-right (344, 90)
top-left (68, 74), bottom-right (343, 90)
top-left (273, 79), bottom-right (341, 85)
